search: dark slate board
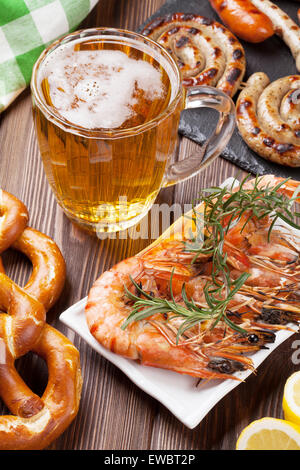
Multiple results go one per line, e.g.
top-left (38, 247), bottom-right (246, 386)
top-left (138, 0), bottom-right (300, 180)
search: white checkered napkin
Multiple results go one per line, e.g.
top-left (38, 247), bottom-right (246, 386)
top-left (0, 0), bottom-right (99, 112)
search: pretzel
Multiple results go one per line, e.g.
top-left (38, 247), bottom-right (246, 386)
top-left (0, 190), bottom-right (28, 254)
top-left (0, 189), bottom-right (82, 449)
top-left (12, 227), bottom-right (66, 312)
top-left (0, 189), bottom-right (27, 275)
top-left (141, 12), bottom-right (246, 97)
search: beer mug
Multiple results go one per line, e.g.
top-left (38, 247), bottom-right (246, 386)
top-left (31, 28), bottom-right (235, 233)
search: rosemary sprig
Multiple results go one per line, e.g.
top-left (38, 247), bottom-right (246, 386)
top-left (187, 174), bottom-right (300, 257)
top-left (121, 175), bottom-right (300, 340)
top-left (183, 174), bottom-right (300, 322)
top-left (121, 270), bottom-right (248, 342)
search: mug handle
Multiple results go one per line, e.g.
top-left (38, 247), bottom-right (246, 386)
top-left (163, 86), bottom-right (236, 187)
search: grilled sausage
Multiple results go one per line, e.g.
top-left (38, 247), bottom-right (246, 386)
top-left (141, 12), bottom-right (246, 97)
top-left (251, 0), bottom-right (300, 71)
top-left (236, 72), bottom-right (300, 167)
top-left (208, 0), bottom-right (274, 43)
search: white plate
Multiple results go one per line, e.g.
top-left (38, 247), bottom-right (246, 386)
top-left (59, 178), bottom-right (299, 429)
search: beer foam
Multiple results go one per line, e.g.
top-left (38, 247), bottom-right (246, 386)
top-left (40, 47), bottom-right (166, 129)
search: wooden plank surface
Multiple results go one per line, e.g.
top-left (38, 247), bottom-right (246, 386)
top-left (0, 0), bottom-right (299, 451)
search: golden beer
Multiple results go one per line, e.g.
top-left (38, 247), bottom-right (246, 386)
top-left (32, 29), bottom-right (183, 232)
top-left (31, 28), bottom-right (236, 233)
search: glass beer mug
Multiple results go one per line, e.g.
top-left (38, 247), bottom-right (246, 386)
top-left (31, 28), bottom-right (235, 233)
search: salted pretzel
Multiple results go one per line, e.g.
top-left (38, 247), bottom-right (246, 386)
top-left (141, 12), bottom-right (246, 97)
top-left (0, 189), bottom-right (82, 449)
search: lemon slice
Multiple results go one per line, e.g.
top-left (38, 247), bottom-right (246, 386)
top-left (236, 418), bottom-right (300, 450)
top-left (283, 371), bottom-right (300, 426)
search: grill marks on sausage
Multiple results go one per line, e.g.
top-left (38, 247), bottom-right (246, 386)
top-left (213, 47), bottom-right (221, 58)
top-left (175, 36), bottom-right (189, 48)
top-left (237, 99), bottom-right (252, 115)
top-left (253, 130), bottom-right (295, 155)
top-left (199, 17), bottom-right (213, 26)
top-left (168, 26), bottom-right (180, 35)
top-left (226, 67), bottom-right (242, 84)
top-left (142, 18), bottom-right (165, 35)
top-left (263, 137), bottom-right (275, 147)
top-left (251, 127), bottom-right (261, 136)
top-left (201, 68), bottom-right (218, 80)
top-left (228, 36), bottom-right (237, 44)
top-left (141, 13), bottom-right (245, 97)
top-left (275, 143), bottom-right (295, 153)
top-left (233, 49), bottom-right (243, 60)
top-left (180, 13), bottom-right (197, 22)
top-left (242, 108), bottom-right (297, 155)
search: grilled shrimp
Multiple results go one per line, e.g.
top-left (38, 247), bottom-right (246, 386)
top-left (223, 176), bottom-right (300, 325)
top-left (85, 175), bottom-right (300, 381)
top-left (85, 256), bottom-right (255, 380)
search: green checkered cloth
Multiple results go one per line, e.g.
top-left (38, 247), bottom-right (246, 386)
top-left (0, 0), bottom-right (98, 112)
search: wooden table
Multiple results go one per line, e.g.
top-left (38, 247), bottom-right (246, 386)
top-left (1, 0), bottom-right (299, 451)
